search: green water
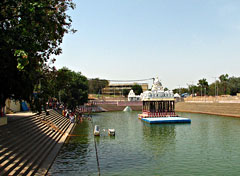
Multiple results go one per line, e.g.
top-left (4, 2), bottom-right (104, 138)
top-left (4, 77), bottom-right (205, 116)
top-left (49, 111), bottom-right (240, 176)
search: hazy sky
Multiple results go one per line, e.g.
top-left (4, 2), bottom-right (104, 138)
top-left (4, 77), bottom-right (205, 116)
top-left (54, 0), bottom-right (240, 89)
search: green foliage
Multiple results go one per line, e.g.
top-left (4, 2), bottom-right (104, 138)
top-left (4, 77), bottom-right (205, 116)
top-left (228, 77), bottom-right (240, 96)
top-left (219, 74), bottom-right (229, 82)
top-left (14, 50), bottom-right (29, 71)
top-left (123, 89), bottom-right (130, 97)
top-left (0, 0), bottom-right (75, 109)
top-left (88, 78), bottom-right (109, 94)
top-left (174, 74), bottom-right (240, 97)
top-left (55, 67), bottom-right (88, 110)
top-left (218, 74), bottom-right (229, 95)
top-left (197, 78), bottom-right (208, 88)
top-left (31, 69), bottom-right (56, 113)
top-left (173, 88), bottom-right (189, 94)
top-left (196, 78), bottom-right (209, 95)
top-left (208, 83), bottom-right (217, 96)
top-left (132, 84), bottom-right (143, 95)
top-left (188, 85), bottom-right (199, 96)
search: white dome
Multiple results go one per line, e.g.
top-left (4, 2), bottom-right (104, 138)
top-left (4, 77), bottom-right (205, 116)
top-left (151, 77), bottom-right (164, 91)
top-left (174, 93), bottom-right (180, 98)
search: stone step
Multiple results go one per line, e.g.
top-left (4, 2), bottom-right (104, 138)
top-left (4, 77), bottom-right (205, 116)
top-left (8, 120), bottom-right (71, 176)
top-left (0, 109), bottom-right (72, 175)
top-left (20, 123), bottom-right (71, 176)
top-left (0, 113), bottom-right (61, 150)
top-left (0, 114), bottom-right (65, 162)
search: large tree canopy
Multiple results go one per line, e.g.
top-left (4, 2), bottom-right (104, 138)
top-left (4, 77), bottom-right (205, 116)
top-left (55, 67), bottom-right (88, 111)
top-left (88, 78), bottom-right (109, 94)
top-left (0, 0), bottom-right (75, 112)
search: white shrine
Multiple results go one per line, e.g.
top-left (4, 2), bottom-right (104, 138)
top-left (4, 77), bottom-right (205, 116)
top-left (138, 77), bottom-right (191, 124)
top-left (140, 77), bottom-right (174, 100)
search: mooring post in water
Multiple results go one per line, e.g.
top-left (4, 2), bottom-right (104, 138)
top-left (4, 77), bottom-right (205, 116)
top-left (90, 115), bottom-right (101, 176)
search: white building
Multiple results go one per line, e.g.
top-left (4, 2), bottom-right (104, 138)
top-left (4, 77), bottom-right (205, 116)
top-left (140, 77), bottom-right (174, 100)
top-left (128, 77), bottom-right (174, 101)
top-left (128, 90), bottom-right (141, 101)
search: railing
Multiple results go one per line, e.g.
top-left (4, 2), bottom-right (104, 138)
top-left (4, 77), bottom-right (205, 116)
top-left (90, 100), bottom-right (118, 105)
top-left (117, 101), bottom-right (142, 106)
top-left (140, 112), bottom-right (177, 117)
top-left (77, 106), bottom-right (103, 113)
top-left (90, 100), bottom-right (142, 106)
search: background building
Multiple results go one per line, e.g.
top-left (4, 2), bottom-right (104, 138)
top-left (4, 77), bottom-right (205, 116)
top-left (102, 83), bottom-right (148, 96)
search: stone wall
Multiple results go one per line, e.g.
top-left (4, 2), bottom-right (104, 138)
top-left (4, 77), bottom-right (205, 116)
top-left (175, 102), bottom-right (240, 118)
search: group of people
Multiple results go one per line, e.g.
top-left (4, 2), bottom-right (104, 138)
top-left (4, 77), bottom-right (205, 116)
top-left (47, 98), bottom-right (60, 110)
top-left (47, 99), bottom-right (90, 124)
top-left (62, 108), bottom-right (83, 123)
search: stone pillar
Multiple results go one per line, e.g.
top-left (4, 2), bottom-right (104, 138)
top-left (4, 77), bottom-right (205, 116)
top-left (173, 101), bottom-right (175, 112)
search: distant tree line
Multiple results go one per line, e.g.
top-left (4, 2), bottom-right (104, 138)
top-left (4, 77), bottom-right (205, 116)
top-left (173, 74), bottom-right (240, 96)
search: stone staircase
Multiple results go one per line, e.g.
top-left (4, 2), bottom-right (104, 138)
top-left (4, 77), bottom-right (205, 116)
top-left (0, 109), bottom-right (74, 176)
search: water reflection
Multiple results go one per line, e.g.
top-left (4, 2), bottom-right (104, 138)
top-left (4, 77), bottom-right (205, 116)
top-left (49, 120), bottom-right (94, 175)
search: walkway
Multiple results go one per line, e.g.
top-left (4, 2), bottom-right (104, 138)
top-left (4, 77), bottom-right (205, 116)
top-left (0, 109), bottom-right (74, 176)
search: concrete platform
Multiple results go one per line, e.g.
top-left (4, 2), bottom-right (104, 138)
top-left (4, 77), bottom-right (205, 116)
top-left (141, 117), bottom-right (191, 124)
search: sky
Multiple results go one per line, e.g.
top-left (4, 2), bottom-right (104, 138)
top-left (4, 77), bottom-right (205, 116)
top-left (54, 0), bottom-right (240, 90)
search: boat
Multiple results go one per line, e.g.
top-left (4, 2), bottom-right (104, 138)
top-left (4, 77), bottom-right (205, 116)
top-left (138, 77), bottom-right (191, 124)
top-left (108, 129), bottom-right (115, 136)
top-left (94, 125), bottom-right (100, 136)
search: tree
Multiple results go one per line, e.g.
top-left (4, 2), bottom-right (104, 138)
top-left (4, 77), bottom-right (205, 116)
top-left (0, 0), bottom-right (75, 115)
top-left (123, 89), bottom-right (130, 97)
top-left (88, 78), bottom-right (109, 94)
top-left (173, 88), bottom-right (189, 95)
top-left (197, 78), bottom-right (208, 88)
top-left (132, 84), bottom-right (143, 95)
top-left (197, 78), bottom-right (209, 95)
top-left (189, 85), bottom-right (199, 96)
top-left (219, 74), bottom-right (229, 95)
top-left (228, 77), bottom-right (240, 96)
top-left (219, 74), bottom-right (229, 82)
top-left (55, 67), bottom-right (88, 111)
top-left (31, 65), bottom-right (57, 113)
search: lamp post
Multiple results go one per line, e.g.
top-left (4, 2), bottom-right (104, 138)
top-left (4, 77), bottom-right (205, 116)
top-left (187, 83), bottom-right (190, 94)
top-left (177, 85), bottom-right (181, 95)
top-left (204, 87), bottom-right (206, 102)
top-left (213, 77), bottom-right (218, 101)
top-left (191, 81), bottom-right (194, 97)
top-left (200, 85), bottom-right (203, 100)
